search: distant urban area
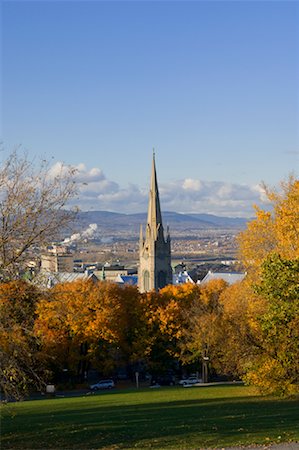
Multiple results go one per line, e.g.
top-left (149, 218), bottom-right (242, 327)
top-left (30, 210), bottom-right (248, 287)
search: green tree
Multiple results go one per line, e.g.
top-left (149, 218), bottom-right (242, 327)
top-left (244, 254), bottom-right (299, 396)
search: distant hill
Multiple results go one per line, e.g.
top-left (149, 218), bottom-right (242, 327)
top-left (188, 213), bottom-right (250, 228)
top-left (73, 211), bottom-right (249, 238)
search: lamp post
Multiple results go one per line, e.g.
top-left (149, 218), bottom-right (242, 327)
top-left (202, 345), bottom-right (209, 383)
top-left (202, 356), bottom-right (209, 383)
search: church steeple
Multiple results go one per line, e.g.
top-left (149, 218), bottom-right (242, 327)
top-left (138, 152), bottom-right (172, 292)
top-left (147, 151), bottom-right (163, 237)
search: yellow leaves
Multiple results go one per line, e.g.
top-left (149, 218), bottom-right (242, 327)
top-left (200, 279), bottom-right (228, 308)
top-left (244, 356), bottom-right (299, 396)
top-left (161, 282), bottom-right (199, 300)
top-left (157, 298), bottom-right (183, 339)
top-left (272, 178), bottom-right (299, 258)
top-left (238, 176), bottom-right (299, 274)
top-left (238, 207), bottom-right (275, 272)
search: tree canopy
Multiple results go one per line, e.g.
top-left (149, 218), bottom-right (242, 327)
top-left (0, 151), bottom-right (77, 279)
top-left (238, 176), bottom-right (299, 274)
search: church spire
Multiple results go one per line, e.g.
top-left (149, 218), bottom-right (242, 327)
top-left (138, 152), bottom-right (172, 293)
top-left (146, 150), bottom-right (163, 239)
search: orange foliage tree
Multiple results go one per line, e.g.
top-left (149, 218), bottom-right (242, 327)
top-left (0, 280), bottom-right (45, 399)
top-left (35, 281), bottom-right (149, 382)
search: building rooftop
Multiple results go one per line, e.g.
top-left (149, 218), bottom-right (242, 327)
top-left (199, 271), bottom-right (246, 285)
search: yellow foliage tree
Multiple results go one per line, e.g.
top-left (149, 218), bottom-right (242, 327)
top-left (179, 279), bottom-right (228, 379)
top-left (234, 176), bottom-right (299, 395)
top-left (141, 284), bottom-right (199, 374)
top-left (238, 176), bottom-right (299, 274)
top-left (218, 279), bottom-right (267, 378)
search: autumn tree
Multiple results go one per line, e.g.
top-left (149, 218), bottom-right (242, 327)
top-left (217, 255), bottom-right (299, 396)
top-left (238, 176), bottom-right (299, 275)
top-left (232, 176), bottom-right (299, 395)
top-left (35, 281), bottom-right (149, 382)
top-left (0, 280), bottom-right (45, 399)
top-left (217, 279), bottom-right (267, 379)
top-left (244, 254), bottom-right (299, 396)
top-left (34, 280), bottom-right (93, 384)
top-left (0, 150), bottom-right (77, 398)
top-left (180, 279), bottom-right (228, 381)
top-left (142, 284), bottom-right (199, 376)
top-left (88, 282), bottom-right (149, 377)
top-left (0, 150), bottom-right (77, 279)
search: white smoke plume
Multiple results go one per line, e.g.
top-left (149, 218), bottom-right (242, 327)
top-left (63, 223), bottom-right (98, 244)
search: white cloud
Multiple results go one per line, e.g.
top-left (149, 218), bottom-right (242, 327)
top-left (60, 162), bottom-right (269, 217)
top-left (47, 161), bottom-right (72, 178)
top-left (75, 163), bottom-right (106, 183)
top-left (252, 183), bottom-right (271, 203)
top-left (182, 178), bottom-right (203, 191)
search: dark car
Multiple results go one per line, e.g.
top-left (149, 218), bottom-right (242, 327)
top-left (151, 374), bottom-right (176, 386)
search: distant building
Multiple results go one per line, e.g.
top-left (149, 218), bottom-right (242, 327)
top-left (138, 153), bottom-right (172, 292)
top-left (31, 270), bottom-right (99, 289)
top-left (173, 271), bottom-right (195, 285)
top-left (199, 271), bottom-right (246, 285)
top-left (114, 274), bottom-right (138, 286)
top-left (41, 249), bottom-right (73, 273)
top-left (93, 264), bottom-right (137, 282)
top-left (46, 271), bottom-right (98, 287)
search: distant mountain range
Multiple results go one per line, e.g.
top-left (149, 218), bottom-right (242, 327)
top-left (74, 211), bottom-right (250, 238)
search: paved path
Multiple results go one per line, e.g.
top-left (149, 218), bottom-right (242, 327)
top-left (217, 443), bottom-right (299, 450)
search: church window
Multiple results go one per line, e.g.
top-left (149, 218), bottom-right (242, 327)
top-left (143, 270), bottom-right (150, 291)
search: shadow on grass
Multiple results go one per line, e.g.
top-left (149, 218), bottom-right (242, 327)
top-left (2, 391), bottom-right (299, 449)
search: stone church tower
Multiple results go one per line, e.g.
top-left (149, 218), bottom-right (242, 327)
top-left (138, 154), bottom-right (172, 292)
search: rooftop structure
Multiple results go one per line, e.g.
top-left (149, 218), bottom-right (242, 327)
top-left (199, 271), bottom-right (246, 285)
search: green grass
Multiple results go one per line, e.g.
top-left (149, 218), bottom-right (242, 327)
top-left (1, 385), bottom-right (299, 449)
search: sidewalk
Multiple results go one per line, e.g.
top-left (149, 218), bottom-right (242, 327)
top-left (217, 443), bottom-right (299, 450)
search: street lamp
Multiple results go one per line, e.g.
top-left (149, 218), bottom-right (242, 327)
top-left (202, 347), bottom-right (209, 383)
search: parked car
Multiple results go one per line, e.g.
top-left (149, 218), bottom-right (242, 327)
top-left (89, 379), bottom-right (115, 390)
top-left (151, 374), bottom-right (176, 386)
top-left (179, 376), bottom-right (202, 386)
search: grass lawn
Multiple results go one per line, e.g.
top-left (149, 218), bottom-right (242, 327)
top-left (1, 384), bottom-right (299, 449)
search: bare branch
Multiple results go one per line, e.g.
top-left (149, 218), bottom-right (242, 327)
top-left (0, 150), bottom-right (78, 279)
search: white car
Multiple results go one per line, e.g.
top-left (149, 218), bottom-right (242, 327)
top-left (89, 379), bottom-right (115, 390)
top-left (179, 376), bottom-right (202, 386)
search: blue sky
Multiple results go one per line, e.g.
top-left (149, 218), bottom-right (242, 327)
top-left (1, 1), bottom-right (298, 216)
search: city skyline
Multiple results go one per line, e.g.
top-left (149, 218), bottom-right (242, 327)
top-left (2, 1), bottom-right (298, 217)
